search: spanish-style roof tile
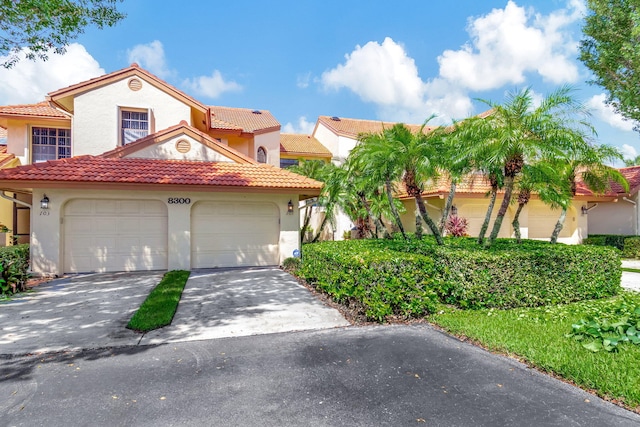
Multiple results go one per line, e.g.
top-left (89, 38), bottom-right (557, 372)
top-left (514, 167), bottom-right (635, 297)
top-left (0, 101), bottom-right (68, 119)
top-left (0, 145), bottom-right (16, 168)
top-left (0, 156), bottom-right (323, 191)
top-left (576, 165), bottom-right (640, 196)
top-left (209, 106), bottom-right (280, 134)
top-left (280, 133), bottom-right (332, 157)
top-left (100, 121), bottom-right (257, 164)
top-left (317, 116), bottom-right (432, 138)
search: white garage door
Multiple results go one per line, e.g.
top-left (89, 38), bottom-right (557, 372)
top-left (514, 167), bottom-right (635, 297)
top-left (64, 199), bottom-right (168, 273)
top-left (191, 201), bottom-right (280, 268)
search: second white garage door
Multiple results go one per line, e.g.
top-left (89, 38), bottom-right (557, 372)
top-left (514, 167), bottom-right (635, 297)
top-left (64, 199), bottom-right (168, 273)
top-left (191, 201), bottom-right (280, 268)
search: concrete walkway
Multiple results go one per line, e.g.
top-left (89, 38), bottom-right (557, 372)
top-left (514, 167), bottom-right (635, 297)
top-left (621, 260), bottom-right (640, 292)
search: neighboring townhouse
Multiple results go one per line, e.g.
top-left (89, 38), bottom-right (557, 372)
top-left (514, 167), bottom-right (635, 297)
top-left (279, 133), bottom-right (332, 168)
top-left (308, 115), bottom-right (638, 243)
top-left (0, 64), bottom-right (321, 276)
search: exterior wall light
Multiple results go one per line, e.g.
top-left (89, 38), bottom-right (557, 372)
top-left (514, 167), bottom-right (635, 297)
top-left (40, 194), bottom-right (50, 210)
top-left (450, 205), bottom-right (458, 216)
top-left (287, 200), bottom-right (294, 215)
top-left (581, 205), bottom-right (589, 215)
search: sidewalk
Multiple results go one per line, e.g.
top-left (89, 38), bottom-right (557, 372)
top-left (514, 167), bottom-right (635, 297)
top-left (622, 260), bottom-right (640, 292)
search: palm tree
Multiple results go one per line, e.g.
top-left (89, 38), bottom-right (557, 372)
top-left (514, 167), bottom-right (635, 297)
top-left (386, 120), bottom-right (445, 245)
top-left (624, 155), bottom-right (640, 167)
top-left (290, 159), bottom-right (330, 241)
top-left (437, 119), bottom-right (475, 234)
top-left (350, 129), bottom-right (407, 239)
top-left (549, 144), bottom-right (628, 243)
top-left (470, 86), bottom-right (593, 247)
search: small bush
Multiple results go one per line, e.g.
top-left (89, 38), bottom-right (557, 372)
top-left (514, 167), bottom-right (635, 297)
top-left (623, 237), bottom-right (640, 259)
top-left (282, 257), bottom-right (301, 272)
top-left (0, 244), bottom-right (30, 296)
top-left (298, 241), bottom-right (438, 322)
top-left (445, 215), bottom-right (469, 237)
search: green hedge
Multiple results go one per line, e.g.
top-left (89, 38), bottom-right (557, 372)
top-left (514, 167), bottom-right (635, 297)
top-left (298, 241), bottom-right (438, 321)
top-left (0, 244), bottom-right (30, 296)
top-left (583, 234), bottom-right (629, 251)
top-left (623, 237), bottom-right (640, 259)
top-left (296, 238), bottom-right (621, 314)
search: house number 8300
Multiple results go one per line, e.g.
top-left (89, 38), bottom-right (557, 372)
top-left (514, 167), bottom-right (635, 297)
top-left (168, 198), bottom-right (191, 204)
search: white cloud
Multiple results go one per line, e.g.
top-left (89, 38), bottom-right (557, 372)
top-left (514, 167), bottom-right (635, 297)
top-left (297, 72), bottom-right (311, 89)
top-left (283, 116), bottom-right (315, 134)
top-left (182, 70), bottom-right (242, 99)
top-left (438, 1), bottom-right (580, 91)
top-left (622, 144), bottom-right (637, 160)
top-left (321, 37), bottom-right (472, 123)
top-left (0, 43), bottom-right (104, 104)
top-left (587, 94), bottom-right (636, 132)
top-left (126, 40), bottom-right (175, 79)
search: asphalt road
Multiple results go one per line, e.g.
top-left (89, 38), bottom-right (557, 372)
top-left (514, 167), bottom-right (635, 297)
top-left (2, 325), bottom-right (638, 427)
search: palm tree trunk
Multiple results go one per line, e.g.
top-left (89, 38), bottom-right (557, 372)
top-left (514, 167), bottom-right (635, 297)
top-left (359, 193), bottom-right (391, 239)
top-left (550, 208), bottom-right (567, 244)
top-left (439, 181), bottom-right (457, 234)
top-left (487, 176), bottom-right (515, 247)
top-left (311, 212), bottom-right (330, 243)
top-left (477, 188), bottom-right (498, 245)
top-left (385, 178), bottom-right (406, 239)
top-left (301, 204), bottom-right (312, 243)
top-left (415, 194), bottom-right (444, 245)
top-left (512, 202), bottom-right (525, 244)
top-left (415, 210), bottom-right (423, 240)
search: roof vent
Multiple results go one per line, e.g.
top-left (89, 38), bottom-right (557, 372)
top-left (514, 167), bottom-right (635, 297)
top-left (252, 110), bottom-right (262, 114)
top-left (331, 116), bottom-right (341, 121)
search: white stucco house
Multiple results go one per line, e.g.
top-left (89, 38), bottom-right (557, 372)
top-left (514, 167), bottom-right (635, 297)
top-left (0, 64), bottom-right (321, 275)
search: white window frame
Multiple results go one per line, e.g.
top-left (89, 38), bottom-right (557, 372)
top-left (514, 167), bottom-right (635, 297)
top-left (119, 107), bottom-right (152, 145)
top-left (31, 126), bottom-right (72, 163)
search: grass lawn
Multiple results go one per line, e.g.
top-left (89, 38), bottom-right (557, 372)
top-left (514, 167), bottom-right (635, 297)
top-left (622, 267), bottom-right (640, 273)
top-left (127, 270), bottom-right (191, 332)
top-left (429, 291), bottom-right (640, 412)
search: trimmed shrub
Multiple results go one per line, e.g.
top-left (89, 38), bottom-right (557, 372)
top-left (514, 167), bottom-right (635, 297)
top-left (583, 234), bottom-right (629, 251)
top-left (0, 244), bottom-right (30, 296)
top-left (296, 238), bottom-right (621, 315)
top-left (298, 241), bottom-right (438, 321)
top-left (623, 237), bottom-right (640, 259)
top-left (281, 257), bottom-right (302, 272)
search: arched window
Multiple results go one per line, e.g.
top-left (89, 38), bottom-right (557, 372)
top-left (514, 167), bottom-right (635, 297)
top-left (257, 146), bottom-right (267, 163)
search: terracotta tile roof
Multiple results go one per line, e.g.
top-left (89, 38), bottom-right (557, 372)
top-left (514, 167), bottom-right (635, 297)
top-left (0, 145), bottom-right (16, 168)
top-left (575, 165), bottom-right (640, 197)
top-left (101, 121), bottom-right (257, 164)
top-left (209, 106), bottom-right (280, 134)
top-left (280, 134), bottom-right (332, 157)
top-left (47, 63), bottom-right (208, 114)
top-left (0, 101), bottom-right (68, 119)
top-left (0, 156), bottom-right (323, 191)
top-left (317, 116), bottom-right (433, 139)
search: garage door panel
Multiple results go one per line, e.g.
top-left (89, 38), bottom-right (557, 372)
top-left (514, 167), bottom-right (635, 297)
top-left (64, 199), bottom-right (168, 273)
top-left (191, 201), bottom-right (279, 268)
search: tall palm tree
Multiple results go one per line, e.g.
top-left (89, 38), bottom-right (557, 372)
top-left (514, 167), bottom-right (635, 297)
top-left (624, 155), bottom-right (640, 167)
top-left (549, 144), bottom-right (628, 243)
top-left (350, 129), bottom-right (407, 239)
top-left (470, 86), bottom-right (593, 247)
top-left (290, 159), bottom-right (331, 240)
top-left (386, 121), bottom-right (445, 245)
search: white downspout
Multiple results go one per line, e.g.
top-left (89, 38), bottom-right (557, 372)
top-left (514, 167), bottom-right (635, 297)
top-left (623, 197), bottom-right (638, 235)
top-left (0, 191), bottom-right (32, 208)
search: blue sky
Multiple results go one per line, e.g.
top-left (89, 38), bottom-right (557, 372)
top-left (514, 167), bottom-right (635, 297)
top-left (1, 0), bottom-right (639, 162)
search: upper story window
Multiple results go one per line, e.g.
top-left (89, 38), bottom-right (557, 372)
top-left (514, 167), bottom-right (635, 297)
top-left (280, 158), bottom-right (298, 168)
top-left (32, 127), bottom-right (71, 163)
top-left (257, 146), bottom-right (267, 163)
top-left (121, 109), bottom-right (149, 145)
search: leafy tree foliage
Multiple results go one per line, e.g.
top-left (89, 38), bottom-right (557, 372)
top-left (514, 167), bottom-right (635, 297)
top-left (580, 0), bottom-right (640, 130)
top-left (0, 0), bottom-right (125, 68)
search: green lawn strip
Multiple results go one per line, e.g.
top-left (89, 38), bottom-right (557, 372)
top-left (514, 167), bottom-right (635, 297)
top-left (622, 267), bottom-right (640, 273)
top-left (429, 292), bottom-right (640, 411)
top-left (127, 270), bottom-right (191, 332)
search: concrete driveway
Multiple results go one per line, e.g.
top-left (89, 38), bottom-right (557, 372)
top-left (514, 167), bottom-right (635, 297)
top-left (0, 268), bottom-right (348, 355)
